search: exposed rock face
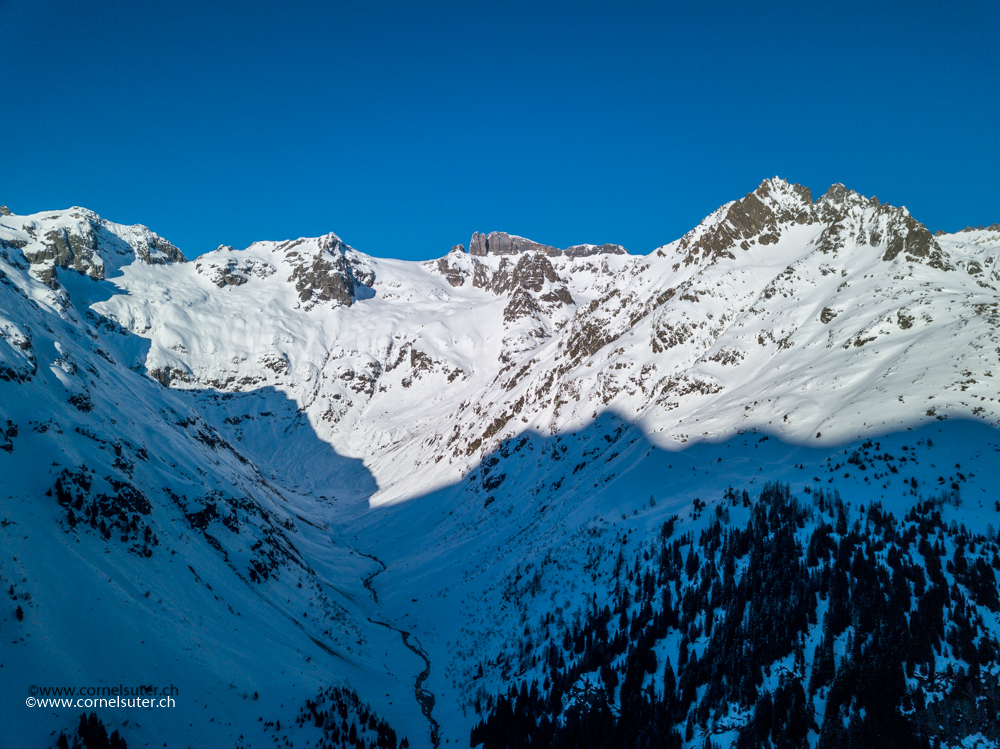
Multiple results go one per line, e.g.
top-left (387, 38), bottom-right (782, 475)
top-left (290, 245), bottom-right (353, 305)
top-left (511, 252), bottom-right (559, 293)
top-left (814, 184), bottom-right (951, 270)
top-left (486, 253), bottom-right (574, 308)
top-left (468, 231), bottom-right (624, 258)
top-left (667, 178), bottom-right (955, 274)
top-left (25, 225), bottom-right (103, 284)
top-left (881, 214), bottom-right (940, 265)
top-left (436, 235), bottom-right (580, 305)
top-left (427, 238), bottom-right (579, 330)
top-left (285, 234), bottom-right (374, 308)
top-left (471, 263), bottom-right (490, 289)
top-left (0, 236), bottom-right (28, 251)
top-left (195, 251), bottom-right (276, 288)
top-left (435, 257), bottom-right (465, 287)
top-left (0, 205), bottom-right (11, 216)
top-left (144, 234), bottom-right (186, 265)
top-left (674, 178), bottom-right (814, 266)
top-left (469, 231), bottom-right (560, 257)
top-left (468, 232), bottom-right (488, 256)
top-left (9, 209), bottom-right (187, 289)
top-left (516, 253), bottom-right (573, 304)
top-left (433, 243), bottom-right (468, 286)
top-left (817, 182), bottom-right (851, 206)
top-left (491, 253), bottom-right (556, 294)
top-left (503, 288), bottom-right (544, 323)
top-left (0, 317), bottom-right (36, 383)
top-left (564, 243), bottom-right (627, 258)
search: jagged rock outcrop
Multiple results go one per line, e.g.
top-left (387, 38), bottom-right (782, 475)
top-left (668, 178), bottom-right (956, 274)
top-left (469, 231), bottom-right (626, 258)
top-left (195, 251), bottom-right (277, 288)
top-left (503, 288), bottom-right (544, 324)
top-left (491, 253), bottom-right (575, 322)
top-left (880, 213), bottom-right (943, 266)
top-left (674, 178), bottom-right (814, 266)
top-left (470, 231), bottom-right (559, 257)
top-left (284, 234), bottom-right (374, 308)
top-left (435, 246), bottom-right (467, 288)
top-left (436, 258), bottom-right (466, 287)
top-left (814, 184), bottom-right (952, 270)
top-left (564, 243), bottom-right (627, 257)
top-left (23, 223), bottom-right (103, 286)
top-left (432, 239), bottom-right (578, 306)
top-left (3, 207), bottom-right (186, 289)
top-left (490, 253), bottom-right (559, 294)
top-left (289, 250), bottom-right (354, 305)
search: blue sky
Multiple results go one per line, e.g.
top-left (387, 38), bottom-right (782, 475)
top-left (2, 0), bottom-right (997, 259)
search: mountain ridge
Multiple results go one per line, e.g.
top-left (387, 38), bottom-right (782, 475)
top-left (4, 177), bottom-right (999, 505)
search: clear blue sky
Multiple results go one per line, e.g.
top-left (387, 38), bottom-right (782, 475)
top-left (2, 0), bottom-right (997, 259)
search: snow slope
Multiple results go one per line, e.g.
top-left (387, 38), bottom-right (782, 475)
top-left (91, 181), bottom-right (1000, 485)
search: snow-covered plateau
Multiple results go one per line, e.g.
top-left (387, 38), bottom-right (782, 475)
top-left (1, 179), bottom-right (999, 748)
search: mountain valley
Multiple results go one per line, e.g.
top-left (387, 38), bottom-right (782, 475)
top-left (2, 179), bottom-right (1000, 748)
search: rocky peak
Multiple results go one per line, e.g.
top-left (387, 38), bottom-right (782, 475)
top-left (469, 231), bottom-right (560, 257)
top-left (814, 183), bottom-right (885, 221)
top-left (564, 243), bottom-right (628, 258)
top-left (879, 212), bottom-right (948, 269)
top-left (282, 233), bottom-right (375, 309)
top-left (673, 177), bottom-right (814, 266)
top-left (1, 207), bottom-right (185, 289)
top-left (809, 185), bottom-right (949, 269)
top-left (668, 178), bottom-right (958, 273)
top-left (817, 182), bottom-right (853, 206)
top-left (754, 176), bottom-right (814, 212)
top-left (468, 231), bottom-right (626, 258)
top-left (0, 205), bottom-right (11, 216)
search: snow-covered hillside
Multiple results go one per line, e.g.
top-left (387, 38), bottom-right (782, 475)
top-left (84, 178), bottom-right (1000, 503)
top-left (0, 208), bottom-right (431, 748)
top-left (1, 180), bottom-right (998, 749)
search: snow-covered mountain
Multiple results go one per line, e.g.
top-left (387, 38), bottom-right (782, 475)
top-left (1, 180), bottom-right (999, 749)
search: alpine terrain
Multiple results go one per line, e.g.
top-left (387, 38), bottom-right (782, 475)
top-left (2, 178), bottom-right (1000, 748)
